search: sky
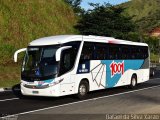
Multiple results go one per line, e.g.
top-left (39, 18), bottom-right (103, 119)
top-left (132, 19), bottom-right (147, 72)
top-left (81, 0), bottom-right (130, 10)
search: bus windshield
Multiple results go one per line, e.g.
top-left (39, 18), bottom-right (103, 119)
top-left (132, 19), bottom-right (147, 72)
top-left (21, 45), bottom-right (60, 81)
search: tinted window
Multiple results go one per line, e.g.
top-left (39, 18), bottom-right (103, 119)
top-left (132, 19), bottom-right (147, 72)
top-left (129, 46), bottom-right (149, 59)
top-left (59, 41), bottom-right (81, 75)
top-left (80, 42), bottom-right (148, 61)
top-left (108, 44), bottom-right (148, 60)
top-left (109, 44), bottom-right (122, 60)
top-left (121, 45), bottom-right (131, 59)
top-left (95, 43), bottom-right (108, 60)
top-left (80, 42), bottom-right (94, 60)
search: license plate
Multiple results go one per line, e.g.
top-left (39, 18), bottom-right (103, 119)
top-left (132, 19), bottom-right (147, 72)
top-left (27, 82), bottom-right (34, 85)
top-left (32, 91), bottom-right (39, 94)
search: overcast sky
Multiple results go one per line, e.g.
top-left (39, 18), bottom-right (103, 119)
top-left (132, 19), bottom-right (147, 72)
top-left (81, 0), bottom-right (130, 10)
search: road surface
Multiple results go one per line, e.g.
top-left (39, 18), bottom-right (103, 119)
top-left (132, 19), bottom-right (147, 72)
top-left (0, 70), bottom-right (160, 120)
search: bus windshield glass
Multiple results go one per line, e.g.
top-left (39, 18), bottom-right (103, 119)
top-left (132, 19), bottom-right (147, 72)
top-left (22, 45), bottom-right (60, 80)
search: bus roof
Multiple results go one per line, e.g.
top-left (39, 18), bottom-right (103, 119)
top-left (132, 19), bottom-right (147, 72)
top-left (29, 35), bottom-right (148, 46)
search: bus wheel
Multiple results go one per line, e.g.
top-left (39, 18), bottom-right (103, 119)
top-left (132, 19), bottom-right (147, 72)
top-left (129, 75), bottom-right (137, 89)
top-left (77, 81), bottom-right (89, 99)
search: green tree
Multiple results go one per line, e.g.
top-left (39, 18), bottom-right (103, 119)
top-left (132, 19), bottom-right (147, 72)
top-left (75, 3), bottom-right (136, 39)
top-left (64, 0), bottom-right (84, 15)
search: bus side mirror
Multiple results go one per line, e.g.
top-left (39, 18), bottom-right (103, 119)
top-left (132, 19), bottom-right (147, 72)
top-left (14, 48), bottom-right (27, 62)
top-left (55, 46), bottom-right (72, 61)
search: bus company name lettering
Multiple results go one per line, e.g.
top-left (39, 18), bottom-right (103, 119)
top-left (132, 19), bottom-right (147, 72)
top-left (110, 61), bottom-right (124, 77)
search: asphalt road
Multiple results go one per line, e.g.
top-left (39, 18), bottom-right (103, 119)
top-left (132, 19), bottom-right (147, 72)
top-left (0, 70), bottom-right (160, 120)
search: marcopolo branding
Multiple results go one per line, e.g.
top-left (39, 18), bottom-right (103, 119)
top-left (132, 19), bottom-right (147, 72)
top-left (110, 61), bottom-right (124, 78)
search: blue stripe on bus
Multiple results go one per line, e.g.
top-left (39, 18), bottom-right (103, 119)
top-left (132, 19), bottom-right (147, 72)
top-left (37, 79), bottom-right (55, 87)
top-left (101, 60), bottom-right (144, 88)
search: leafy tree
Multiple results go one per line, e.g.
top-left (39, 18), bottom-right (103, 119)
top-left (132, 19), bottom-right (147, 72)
top-left (75, 3), bottom-right (136, 40)
top-left (64, 0), bottom-right (84, 15)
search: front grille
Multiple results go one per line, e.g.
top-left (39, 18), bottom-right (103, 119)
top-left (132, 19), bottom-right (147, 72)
top-left (24, 84), bottom-right (49, 89)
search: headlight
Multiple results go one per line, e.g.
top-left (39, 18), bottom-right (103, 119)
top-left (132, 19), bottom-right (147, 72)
top-left (49, 78), bottom-right (64, 87)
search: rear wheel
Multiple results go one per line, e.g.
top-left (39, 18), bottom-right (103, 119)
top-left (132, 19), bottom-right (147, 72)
top-left (77, 81), bottom-right (89, 99)
top-left (129, 75), bottom-right (137, 89)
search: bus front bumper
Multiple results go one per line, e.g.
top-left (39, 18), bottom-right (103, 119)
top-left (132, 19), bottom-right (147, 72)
top-left (21, 83), bottom-right (60, 97)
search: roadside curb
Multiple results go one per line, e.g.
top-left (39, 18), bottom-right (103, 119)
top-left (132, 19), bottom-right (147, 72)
top-left (0, 88), bottom-right (12, 92)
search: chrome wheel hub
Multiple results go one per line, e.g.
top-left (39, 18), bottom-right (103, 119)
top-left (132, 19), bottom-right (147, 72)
top-left (132, 78), bottom-right (136, 86)
top-left (79, 84), bottom-right (86, 96)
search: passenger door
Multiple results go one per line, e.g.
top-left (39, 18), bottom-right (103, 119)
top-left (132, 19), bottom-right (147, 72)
top-left (59, 48), bottom-right (75, 95)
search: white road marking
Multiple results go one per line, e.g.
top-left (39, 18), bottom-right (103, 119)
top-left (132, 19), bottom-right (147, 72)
top-left (0, 98), bottom-right (19, 102)
top-left (1, 84), bottom-right (160, 119)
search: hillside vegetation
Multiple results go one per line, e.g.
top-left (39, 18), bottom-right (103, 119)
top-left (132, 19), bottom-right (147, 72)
top-left (0, 0), bottom-right (77, 87)
top-left (121, 0), bottom-right (160, 31)
top-left (0, 0), bottom-right (77, 65)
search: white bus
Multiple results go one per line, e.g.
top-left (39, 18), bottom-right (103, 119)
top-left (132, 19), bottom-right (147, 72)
top-left (14, 35), bottom-right (150, 98)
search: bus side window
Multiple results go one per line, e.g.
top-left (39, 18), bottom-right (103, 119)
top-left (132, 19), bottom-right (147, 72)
top-left (131, 46), bottom-right (136, 59)
top-left (95, 43), bottom-right (107, 60)
top-left (109, 44), bottom-right (121, 60)
top-left (117, 46), bottom-right (122, 59)
top-left (80, 42), bottom-right (94, 62)
top-left (144, 47), bottom-right (149, 58)
top-left (122, 45), bottom-right (130, 59)
top-left (139, 47), bottom-right (146, 59)
top-left (59, 48), bottom-right (75, 75)
top-left (59, 41), bottom-right (81, 75)
top-left (109, 45), bottom-right (113, 59)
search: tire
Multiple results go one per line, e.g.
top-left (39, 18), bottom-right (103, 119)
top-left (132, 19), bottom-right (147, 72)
top-left (129, 75), bottom-right (137, 89)
top-left (77, 81), bottom-right (89, 99)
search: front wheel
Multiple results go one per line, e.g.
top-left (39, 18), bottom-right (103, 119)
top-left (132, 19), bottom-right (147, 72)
top-left (77, 81), bottom-right (89, 99)
top-left (129, 75), bottom-right (137, 89)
